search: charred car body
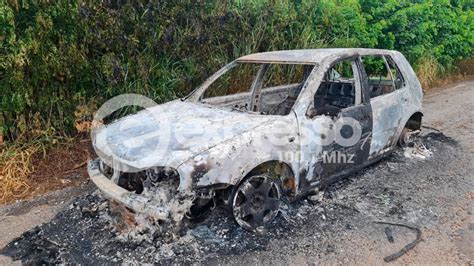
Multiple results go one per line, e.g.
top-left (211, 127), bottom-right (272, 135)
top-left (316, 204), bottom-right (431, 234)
top-left (88, 49), bottom-right (423, 230)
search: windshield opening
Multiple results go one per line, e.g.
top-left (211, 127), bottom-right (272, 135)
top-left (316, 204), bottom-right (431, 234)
top-left (198, 62), bottom-right (314, 116)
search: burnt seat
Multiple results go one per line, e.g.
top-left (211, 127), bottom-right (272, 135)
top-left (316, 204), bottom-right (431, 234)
top-left (314, 81), bottom-right (355, 109)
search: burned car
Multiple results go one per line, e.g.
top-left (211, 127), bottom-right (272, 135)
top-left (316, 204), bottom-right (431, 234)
top-left (88, 49), bottom-right (423, 230)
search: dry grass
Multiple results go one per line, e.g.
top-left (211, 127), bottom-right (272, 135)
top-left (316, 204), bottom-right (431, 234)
top-left (417, 58), bottom-right (474, 91)
top-left (455, 58), bottom-right (474, 77)
top-left (0, 144), bottom-right (41, 204)
top-left (416, 56), bottom-right (441, 89)
top-left (0, 104), bottom-right (94, 205)
top-left (0, 137), bottom-right (91, 205)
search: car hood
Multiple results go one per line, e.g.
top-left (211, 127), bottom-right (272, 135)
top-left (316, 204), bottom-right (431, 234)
top-left (93, 100), bottom-right (281, 171)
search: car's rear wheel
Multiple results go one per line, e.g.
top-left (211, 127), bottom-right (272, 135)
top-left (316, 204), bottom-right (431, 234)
top-left (398, 126), bottom-right (421, 147)
top-left (232, 174), bottom-right (281, 231)
top-left (398, 127), bottom-right (411, 147)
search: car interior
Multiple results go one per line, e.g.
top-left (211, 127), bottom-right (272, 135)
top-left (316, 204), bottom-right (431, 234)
top-left (311, 55), bottom-right (402, 117)
top-left (362, 55), bottom-right (399, 98)
top-left (368, 78), bottom-right (395, 97)
top-left (200, 63), bottom-right (314, 116)
top-left (314, 80), bottom-right (356, 109)
top-left (200, 56), bottom-right (401, 116)
top-left (313, 60), bottom-right (356, 116)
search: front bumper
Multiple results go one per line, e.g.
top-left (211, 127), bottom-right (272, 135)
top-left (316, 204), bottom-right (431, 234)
top-left (87, 159), bottom-right (169, 220)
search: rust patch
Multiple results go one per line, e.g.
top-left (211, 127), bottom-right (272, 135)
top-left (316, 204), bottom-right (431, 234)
top-left (282, 177), bottom-right (296, 196)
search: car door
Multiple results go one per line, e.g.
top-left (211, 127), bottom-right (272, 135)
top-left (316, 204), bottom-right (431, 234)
top-left (360, 55), bottom-right (406, 158)
top-left (298, 57), bottom-right (372, 188)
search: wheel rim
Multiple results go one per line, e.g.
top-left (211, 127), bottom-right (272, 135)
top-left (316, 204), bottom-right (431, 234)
top-left (399, 127), bottom-right (412, 147)
top-left (232, 175), bottom-right (280, 230)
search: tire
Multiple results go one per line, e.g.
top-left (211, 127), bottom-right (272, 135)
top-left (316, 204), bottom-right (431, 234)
top-left (231, 174), bottom-right (281, 231)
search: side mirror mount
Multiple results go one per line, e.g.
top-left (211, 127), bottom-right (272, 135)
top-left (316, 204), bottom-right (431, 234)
top-left (306, 106), bottom-right (317, 119)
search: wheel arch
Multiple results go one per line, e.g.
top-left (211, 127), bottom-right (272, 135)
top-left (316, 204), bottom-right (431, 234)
top-left (241, 160), bottom-right (296, 196)
top-left (394, 110), bottom-right (423, 147)
top-left (405, 111), bottom-right (423, 130)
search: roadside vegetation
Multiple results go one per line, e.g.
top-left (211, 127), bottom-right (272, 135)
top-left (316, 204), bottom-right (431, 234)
top-left (0, 0), bottom-right (473, 203)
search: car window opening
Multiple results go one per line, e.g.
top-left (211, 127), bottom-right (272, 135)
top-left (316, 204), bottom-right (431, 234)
top-left (361, 55), bottom-right (399, 98)
top-left (199, 63), bottom-right (314, 116)
top-left (313, 59), bottom-right (357, 116)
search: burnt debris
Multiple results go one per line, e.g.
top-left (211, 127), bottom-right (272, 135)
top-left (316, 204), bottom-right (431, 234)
top-left (1, 131), bottom-right (463, 264)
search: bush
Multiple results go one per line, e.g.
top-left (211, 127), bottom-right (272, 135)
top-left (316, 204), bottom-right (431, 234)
top-left (1, 0), bottom-right (473, 142)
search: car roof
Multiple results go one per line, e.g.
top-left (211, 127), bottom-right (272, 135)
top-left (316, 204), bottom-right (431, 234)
top-left (236, 48), bottom-right (396, 64)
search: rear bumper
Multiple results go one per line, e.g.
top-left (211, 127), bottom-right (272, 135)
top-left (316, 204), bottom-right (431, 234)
top-left (87, 159), bottom-right (169, 220)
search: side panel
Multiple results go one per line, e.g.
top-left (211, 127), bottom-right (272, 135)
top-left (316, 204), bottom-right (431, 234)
top-left (391, 52), bottom-right (424, 139)
top-left (295, 56), bottom-right (373, 189)
top-left (366, 52), bottom-right (422, 158)
top-left (369, 89), bottom-right (407, 157)
top-left (177, 114), bottom-right (301, 192)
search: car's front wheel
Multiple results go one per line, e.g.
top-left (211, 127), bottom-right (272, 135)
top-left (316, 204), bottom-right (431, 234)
top-left (232, 174), bottom-right (281, 231)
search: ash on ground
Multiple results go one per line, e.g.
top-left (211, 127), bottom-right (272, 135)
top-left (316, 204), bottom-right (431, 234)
top-left (1, 132), bottom-right (466, 264)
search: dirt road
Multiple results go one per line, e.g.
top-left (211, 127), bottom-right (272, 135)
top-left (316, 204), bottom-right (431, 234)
top-left (1, 80), bottom-right (473, 264)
